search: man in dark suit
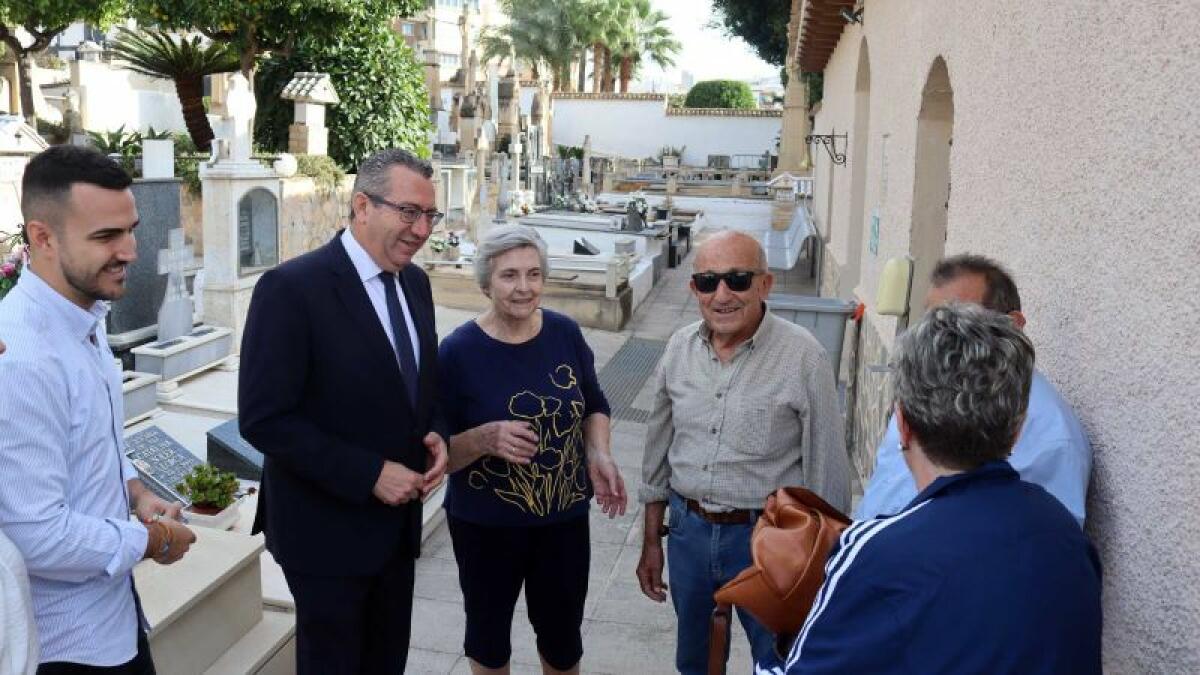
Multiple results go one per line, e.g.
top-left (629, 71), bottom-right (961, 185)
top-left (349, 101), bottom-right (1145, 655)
top-left (239, 148), bottom-right (449, 674)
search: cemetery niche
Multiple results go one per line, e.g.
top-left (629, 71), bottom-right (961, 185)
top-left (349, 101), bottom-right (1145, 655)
top-left (237, 187), bottom-right (280, 275)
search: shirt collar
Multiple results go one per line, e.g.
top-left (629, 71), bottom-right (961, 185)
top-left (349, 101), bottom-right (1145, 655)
top-left (341, 227), bottom-right (384, 283)
top-left (906, 459), bottom-right (1019, 509)
top-left (697, 301), bottom-right (777, 350)
top-left (18, 267), bottom-right (108, 342)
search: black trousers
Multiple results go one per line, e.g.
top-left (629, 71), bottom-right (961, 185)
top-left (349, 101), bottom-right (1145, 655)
top-left (283, 553), bottom-right (417, 675)
top-left (448, 514), bottom-right (590, 670)
top-left (37, 631), bottom-right (155, 675)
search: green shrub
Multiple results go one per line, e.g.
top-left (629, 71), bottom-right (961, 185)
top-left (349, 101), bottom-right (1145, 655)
top-left (295, 154), bottom-right (346, 196)
top-left (555, 144), bottom-right (584, 160)
top-left (683, 80), bottom-right (756, 110)
top-left (176, 464), bottom-right (239, 510)
top-left (254, 18), bottom-right (431, 169)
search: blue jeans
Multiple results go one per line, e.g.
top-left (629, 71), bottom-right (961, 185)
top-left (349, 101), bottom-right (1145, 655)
top-left (666, 491), bottom-right (775, 675)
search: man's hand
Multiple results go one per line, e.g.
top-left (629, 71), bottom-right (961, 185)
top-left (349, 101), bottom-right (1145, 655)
top-left (636, 501), bottom-right (668, 602)
top-left (636, 539), bottom-right (668, 602)
top-left (133, 490), bottom-right (184, 525)
top-left (478, 420), bottom-right (539, 464)
top-left (587, 450), bottom-right (627, 518)
top-left (421, 432), bottom-right (448, 498)
top-left (373, 460), bottom-right (424, 505)
top-left (145, 518), bottom-right (197, 565)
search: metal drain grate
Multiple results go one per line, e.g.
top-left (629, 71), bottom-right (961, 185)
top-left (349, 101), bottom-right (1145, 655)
top-left (597, 337), bottom-right (667, 422)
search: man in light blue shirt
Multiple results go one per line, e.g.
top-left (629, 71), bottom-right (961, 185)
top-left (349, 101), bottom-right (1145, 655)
top-left (0, 146), bottom-right (196, 672)
top-left (856, 255), bottom-right (1091, 525)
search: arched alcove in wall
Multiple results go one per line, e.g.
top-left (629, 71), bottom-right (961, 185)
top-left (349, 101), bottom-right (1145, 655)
top-left (843, 38), bottom-right (871, 299)
top-left (906, 56), bottom-right (954, 321)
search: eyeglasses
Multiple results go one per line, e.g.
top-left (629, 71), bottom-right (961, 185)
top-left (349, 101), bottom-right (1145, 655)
top-left (691, 270), bottom-right (759, 294)
top-left (363, 193), bottom-right (444, 227)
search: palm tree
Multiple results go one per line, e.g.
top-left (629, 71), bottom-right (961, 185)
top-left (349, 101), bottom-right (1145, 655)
top-left (612, 0), bottom-right (680, 93)
top-left (587, 0), bottom-right (633, 92)
top-left (483, 0), bottom-right (584, 92)
top-left (110, 27), bottom-right (240, 152)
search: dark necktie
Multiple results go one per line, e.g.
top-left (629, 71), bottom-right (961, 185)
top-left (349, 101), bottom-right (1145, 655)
top-left (380, 271), bottom-right (419, 407)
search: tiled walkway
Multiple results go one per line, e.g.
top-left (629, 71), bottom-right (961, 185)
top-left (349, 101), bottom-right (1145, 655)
top-left (413, 229), bottom-right (817, 674)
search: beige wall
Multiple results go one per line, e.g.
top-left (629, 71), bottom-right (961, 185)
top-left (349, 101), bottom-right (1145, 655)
top-left (180, 176), bottom-right (354, 262)
top-left (806, 1), bottom-right (1200, 670)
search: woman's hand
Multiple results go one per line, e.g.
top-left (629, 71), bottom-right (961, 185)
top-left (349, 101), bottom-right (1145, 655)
top-left (587, 450), bottom-right (627, 518)
top-left (479, 421), bottom-right (539, 464)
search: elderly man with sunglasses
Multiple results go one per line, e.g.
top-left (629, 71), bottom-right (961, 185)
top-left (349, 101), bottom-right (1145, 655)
top-left (239, 148), bottom-right (449, 674)
top-left (636, 230), bottom-right (849, 675)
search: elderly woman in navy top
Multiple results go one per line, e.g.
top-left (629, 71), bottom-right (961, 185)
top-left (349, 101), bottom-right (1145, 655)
top-left (439, 224), bottom-right (627, 675)
top-left (757, 303), bottom-right (1102, 675)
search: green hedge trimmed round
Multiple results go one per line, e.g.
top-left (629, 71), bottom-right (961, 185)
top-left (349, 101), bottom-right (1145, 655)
top-left (683, 80), bottom-right (756, 110)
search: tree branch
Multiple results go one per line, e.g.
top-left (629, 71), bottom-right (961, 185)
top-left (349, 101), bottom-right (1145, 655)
top-left (198, 27), bottom-right (237, 42)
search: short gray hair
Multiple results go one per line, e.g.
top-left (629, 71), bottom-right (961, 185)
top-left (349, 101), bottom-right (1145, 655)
top-left (349, 148), bottom-right (433, 218)
top-left (474, 225), bottom-right (550, 290)
top-left (891, 302), bottom-right (1035, 470)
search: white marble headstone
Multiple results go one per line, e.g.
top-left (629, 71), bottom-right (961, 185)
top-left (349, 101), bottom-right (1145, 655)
top-left (156, 228), bottom-right (194, 341)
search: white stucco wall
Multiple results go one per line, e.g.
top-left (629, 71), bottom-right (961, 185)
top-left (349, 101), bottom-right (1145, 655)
top-left (73, 60), bottom-right (187, 135)
top-left (551, 96), bottom-right (781, 165)
top-left (805, 1), bottom-right (1200, 670)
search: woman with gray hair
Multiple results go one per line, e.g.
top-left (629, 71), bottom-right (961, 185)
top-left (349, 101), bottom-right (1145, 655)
top-left (437, 224), bottom-right (626, 675)
top-left (757, 303), bottom-right (1102, 675)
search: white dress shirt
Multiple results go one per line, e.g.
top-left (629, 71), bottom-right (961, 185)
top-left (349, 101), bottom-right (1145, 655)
top-left (0, 270), bottom-right (147, 666)
top-left (0, 527), bottom-right (38, 674)
top-left (340, 228), bottom-right (421, 370)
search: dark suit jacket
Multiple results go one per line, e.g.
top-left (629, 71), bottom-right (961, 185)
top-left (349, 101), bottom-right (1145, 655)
top-left (239, 233), bottom-right (445, 576)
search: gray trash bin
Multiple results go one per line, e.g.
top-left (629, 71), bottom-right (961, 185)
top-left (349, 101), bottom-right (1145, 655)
top-left (768, 294), bottom-right (857, 369)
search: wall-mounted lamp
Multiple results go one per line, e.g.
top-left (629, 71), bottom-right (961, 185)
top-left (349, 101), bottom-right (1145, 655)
top-left (805, 130), bottom-right (848, 166)
top-left (841, 6), bottom-right (864, 24)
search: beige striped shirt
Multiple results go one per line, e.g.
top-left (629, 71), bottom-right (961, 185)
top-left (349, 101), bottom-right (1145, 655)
top-left (640, 309), bottom-right (850, 513)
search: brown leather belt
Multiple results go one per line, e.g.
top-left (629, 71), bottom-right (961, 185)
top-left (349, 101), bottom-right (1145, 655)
top-left (684, 498), bottom-right (758, 525)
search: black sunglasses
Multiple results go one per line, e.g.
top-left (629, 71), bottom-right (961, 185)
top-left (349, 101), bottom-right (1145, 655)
top-left (691, 270), bottom-right (759, 294)
top-left (363, 193), bottom-right (444, 227)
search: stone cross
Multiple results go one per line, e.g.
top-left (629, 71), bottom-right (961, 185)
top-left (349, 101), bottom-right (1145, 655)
top-left (510, 134), bottom-right (523, 195)
top-left (459, 7), bottom-right (471, 74)
top-left (157, 228), bottom-right (195, 341)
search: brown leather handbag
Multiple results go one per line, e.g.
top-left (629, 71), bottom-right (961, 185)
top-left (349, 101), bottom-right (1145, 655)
top-left (707, 487), bottom-right (851, 675)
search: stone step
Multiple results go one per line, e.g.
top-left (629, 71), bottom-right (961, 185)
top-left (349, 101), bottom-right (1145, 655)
top-left (203, 609), bottom-right (296, 675)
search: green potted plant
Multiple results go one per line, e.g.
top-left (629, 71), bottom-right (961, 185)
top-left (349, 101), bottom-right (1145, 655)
top-left (176, 464), bottom-right (241, 529)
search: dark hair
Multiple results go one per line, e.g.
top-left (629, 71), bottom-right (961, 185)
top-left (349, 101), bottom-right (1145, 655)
top-left (930, 254), bottom-right (1022, 314)
top-left (892, 303), bottom-right (1035, 471)
top-left (348, 148), bottom-right (434, 219)
top-left (21, 145), bottom-right (132, 238)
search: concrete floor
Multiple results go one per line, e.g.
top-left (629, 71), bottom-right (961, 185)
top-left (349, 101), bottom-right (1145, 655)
top-left (409, 230), bottom-right (817, 674)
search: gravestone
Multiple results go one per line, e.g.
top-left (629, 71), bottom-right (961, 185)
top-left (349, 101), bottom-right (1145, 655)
top-left (124, 425), bottom-right (203, 505)
top-left (109, 179), bottom-right (185, 346)
top-left (201, 72), bottom-right (281, 346)
top-left (206, 418), bottom-right (264, 481)
top-left (157, 228), bottom-right (194, 341)
top-left (624, 201), bottom-right (645, 232)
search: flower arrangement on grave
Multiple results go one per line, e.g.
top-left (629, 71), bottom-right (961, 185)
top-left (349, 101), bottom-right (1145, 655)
top-left (506, 190), bottom-right (535, 217)
top-left (176, 464), bottom-right (239, 515)
top-left (0, 232), bottom-right (27, 300)
top-left (428, 232), bottom-right (462, 260)
top-left (572, 192), bottom-right (598, 213)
